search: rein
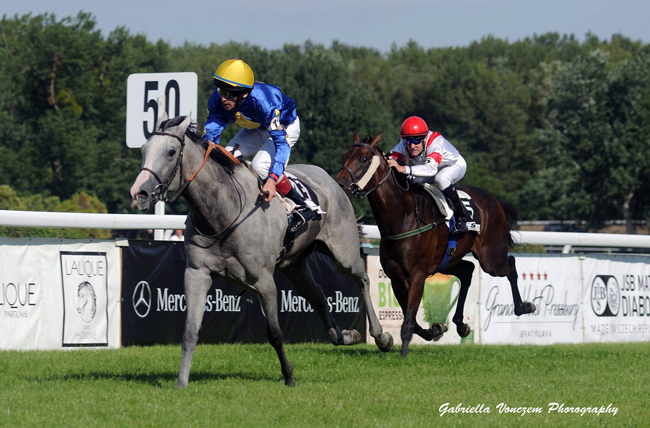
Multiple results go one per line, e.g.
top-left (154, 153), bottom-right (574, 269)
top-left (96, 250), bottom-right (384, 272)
top-left (381, 219), bottom-right (446, 241)
top-left (341, 141), bottom-right (445, 240)
top-left (141, 132), bottom-right (241, 204)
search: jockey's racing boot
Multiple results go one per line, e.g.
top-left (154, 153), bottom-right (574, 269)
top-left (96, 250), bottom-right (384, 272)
top-left (288, 204), bottom-right (317, 233)
top-left (276, 175), bottom-right (316, 233)
top-left (442, 185), bottom-right (469, 234)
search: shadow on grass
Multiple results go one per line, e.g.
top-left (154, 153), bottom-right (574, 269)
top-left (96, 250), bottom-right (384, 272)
top-left (25, 369), bottom-right (282, 387)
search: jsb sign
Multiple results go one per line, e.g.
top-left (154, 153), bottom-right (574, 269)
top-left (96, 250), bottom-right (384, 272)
top-left (126, 72), bottom-right (198, 148)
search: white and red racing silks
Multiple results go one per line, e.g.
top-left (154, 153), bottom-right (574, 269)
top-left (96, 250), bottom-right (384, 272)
top-left (388, 131), bottom-right (462, 178)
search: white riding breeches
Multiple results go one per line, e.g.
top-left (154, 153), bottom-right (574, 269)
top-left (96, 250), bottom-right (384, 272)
top-left (412, 155), bottom-right (467, 190)
top-left (226, 116), bottom-right (301, 179)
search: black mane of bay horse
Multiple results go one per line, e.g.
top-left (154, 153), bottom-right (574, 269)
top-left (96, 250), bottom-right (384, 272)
top-left (335, 133), bottom-right (536, 357)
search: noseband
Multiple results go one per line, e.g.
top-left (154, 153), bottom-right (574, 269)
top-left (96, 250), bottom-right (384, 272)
top-left (339, 142), bottom-right (392, 198)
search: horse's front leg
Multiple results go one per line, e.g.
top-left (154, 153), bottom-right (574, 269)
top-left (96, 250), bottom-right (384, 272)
top-left (390, 274), bottom-right (445, 343)
top-left (177, 266), bottom-right (212, 388)
top-left (255, 272), bottom-right (295, 386)
top-left (444, 259), bottom-right (475, 338)
top-left (399, 273), bottom-right (426, 358)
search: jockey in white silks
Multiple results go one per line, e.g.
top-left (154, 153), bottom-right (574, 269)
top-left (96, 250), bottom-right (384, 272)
top-left (387, 116), bottom-right (468, 234)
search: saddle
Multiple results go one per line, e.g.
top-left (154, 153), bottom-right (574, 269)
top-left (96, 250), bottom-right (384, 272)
top-left (276, 173), bottom-right (326, 264)
top-left (421, 184), bottom-right (481, 234)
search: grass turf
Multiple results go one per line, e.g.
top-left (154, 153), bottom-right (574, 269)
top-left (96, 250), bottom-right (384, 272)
top-left (0, 342), bottom-right (647, 427)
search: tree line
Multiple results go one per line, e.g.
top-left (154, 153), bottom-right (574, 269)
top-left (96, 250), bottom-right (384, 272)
top-left (1, 12), bottom-right (649, 236)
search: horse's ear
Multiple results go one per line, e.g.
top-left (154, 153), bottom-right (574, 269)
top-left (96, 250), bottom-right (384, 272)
top-left (353, 131), bottom-right (360, 143)
top-left (155, 97), bottom-right (168, 130)
top-left (155, 112), bottom-right (168, 130)
top-left (179, 114), bottom-right (192, 134)
top-left (370, 133), bottom-right (383, 148)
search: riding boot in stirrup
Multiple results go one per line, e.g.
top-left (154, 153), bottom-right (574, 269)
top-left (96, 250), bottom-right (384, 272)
top-left (442, 185), bottom-right (469, 234)
top-left (285, 187), bottom-right (317, 233)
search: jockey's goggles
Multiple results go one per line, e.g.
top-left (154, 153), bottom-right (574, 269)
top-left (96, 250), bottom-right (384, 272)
top-left (218, 89), bottom-right (239, 99)
top-left (404, 137), bottom-right (425, 146)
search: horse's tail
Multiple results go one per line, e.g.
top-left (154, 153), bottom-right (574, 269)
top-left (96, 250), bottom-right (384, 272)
top-left (356, 215), bottom-right (366, 240)
top-left (499, 200), bottom-right (520, 249)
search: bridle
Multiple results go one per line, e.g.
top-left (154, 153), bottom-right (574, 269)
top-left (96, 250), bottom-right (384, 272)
top-left (339, 142), bottom-right (392, 198)
top-left (339, 141), bottom-right (446, 241)
top-left (140, 130), bottom-right (247, 241)
top-left (140, 131), bottom-right (239, 204)
top-left (139, 131), bottom-right (188, 204)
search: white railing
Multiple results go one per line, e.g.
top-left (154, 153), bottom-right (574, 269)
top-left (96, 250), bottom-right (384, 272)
top-left (0, 210), bottom-right (184, 230)
top-left (1, 210), bottom-right (650, 252)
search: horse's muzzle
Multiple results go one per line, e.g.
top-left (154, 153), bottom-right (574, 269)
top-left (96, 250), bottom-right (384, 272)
top-left (131, 189), bottom-right (151, 211)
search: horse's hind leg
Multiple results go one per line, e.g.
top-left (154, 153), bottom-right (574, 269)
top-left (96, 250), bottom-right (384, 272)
top-left (177, 267), bottom-right (212, 388)
top-left (507, 255), bottom-right (536, 316)
top-left (348, 256), bottom-right (393, 351)
top-left (282, 256), bottom-right (360, 346)
top-left (320, 246), bottom-right (393, 351)
top-left (257, 274), bottom-right (296, 386)
top-left (445, 259), bottom-right (475, 338)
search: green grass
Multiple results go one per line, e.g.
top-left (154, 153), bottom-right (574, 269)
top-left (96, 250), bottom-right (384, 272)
top-left (0, 342), bottom-right (647, 427)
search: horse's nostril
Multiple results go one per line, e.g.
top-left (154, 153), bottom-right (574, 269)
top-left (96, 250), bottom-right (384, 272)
top-left (137, 190), bottom-right (148, 200)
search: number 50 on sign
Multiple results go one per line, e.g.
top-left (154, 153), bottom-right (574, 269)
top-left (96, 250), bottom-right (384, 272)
top-left (126, 72), bottom-right (198, 148)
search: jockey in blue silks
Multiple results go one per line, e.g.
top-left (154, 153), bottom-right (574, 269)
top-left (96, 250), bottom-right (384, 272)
top-left (203, 59), bottom-right (315, 233)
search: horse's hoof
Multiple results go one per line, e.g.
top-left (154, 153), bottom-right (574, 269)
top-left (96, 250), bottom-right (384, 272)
top-left (457, 323), bottom-right (471, 338)
top-left (285, 378), bottom-right (297, 387)
top-left (432, 323), bottom-right (448, 342)
top-left (328, 328), bottom-right (343, 345)
top-left (342, 329), bottom-right (361, 345)
top-left (400, 348), bottom-right (409, 358)
top-left (377, 333), bottom-right (394, 352)
top-left (515, 302), bottom-right (537, 316)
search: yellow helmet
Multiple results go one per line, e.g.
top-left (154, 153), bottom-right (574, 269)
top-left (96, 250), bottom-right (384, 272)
top-left (213, 59), bottom-right (254, 90)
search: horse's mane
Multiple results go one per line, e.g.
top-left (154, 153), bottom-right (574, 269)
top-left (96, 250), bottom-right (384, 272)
top-left (160, 116), bottom-right (237, 169)
top-left (361, 135), bottom-right (376, 145)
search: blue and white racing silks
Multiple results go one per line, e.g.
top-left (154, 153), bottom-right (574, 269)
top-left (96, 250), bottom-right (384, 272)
top-left (203, 82), bottom-right (298, 181)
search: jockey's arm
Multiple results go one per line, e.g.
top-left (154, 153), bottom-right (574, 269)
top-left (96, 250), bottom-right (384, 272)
top-left (265, 108), bottom-right (291, 183)
top-left (387, 151), bottom-right (440, 177)
top-left (260, 133), bottom-right (289, 202)
top-left (408, 156), bottom-right (439, 177)
top-left (203, 105), bottom-right (228, 144)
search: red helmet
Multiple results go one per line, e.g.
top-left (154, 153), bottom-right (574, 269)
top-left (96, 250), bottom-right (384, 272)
top-left (400, 116), bottom-right (429, 139)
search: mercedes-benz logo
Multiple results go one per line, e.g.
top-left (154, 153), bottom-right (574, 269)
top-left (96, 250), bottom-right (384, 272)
top-left (133, 281), bottom-right (152, 318)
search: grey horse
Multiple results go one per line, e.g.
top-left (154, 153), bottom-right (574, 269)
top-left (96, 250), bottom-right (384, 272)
top-left (129, 115), bottom-right (393, 387)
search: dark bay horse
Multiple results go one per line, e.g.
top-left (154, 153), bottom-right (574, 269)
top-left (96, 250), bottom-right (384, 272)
top-left (335, 133), bottom-right (536, 357)
top-left (130, 116), bottom-right (393, 387)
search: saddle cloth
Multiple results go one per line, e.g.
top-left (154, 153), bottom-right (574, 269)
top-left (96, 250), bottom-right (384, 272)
top-left (422, 184), bottom-right (480, 233)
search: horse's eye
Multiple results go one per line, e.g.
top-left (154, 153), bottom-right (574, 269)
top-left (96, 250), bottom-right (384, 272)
top-left (167, 149), bottom-right (176, 157)
top-left (362, 156), bottom-right (369, 163)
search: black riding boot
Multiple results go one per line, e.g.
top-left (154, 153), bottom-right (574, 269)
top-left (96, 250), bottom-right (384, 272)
top-left (285, 187), bottom-right (316, 233)
top-left (442, 185), bottom-right (468, 234)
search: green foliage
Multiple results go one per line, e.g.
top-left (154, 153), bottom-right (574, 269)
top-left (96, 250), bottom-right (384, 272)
top-left (0, 185), bottom-right (110, 238)
top-left (1, 11), bottom-right (649, 232)
top-left (523, 49), bottom-right (650, 231)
